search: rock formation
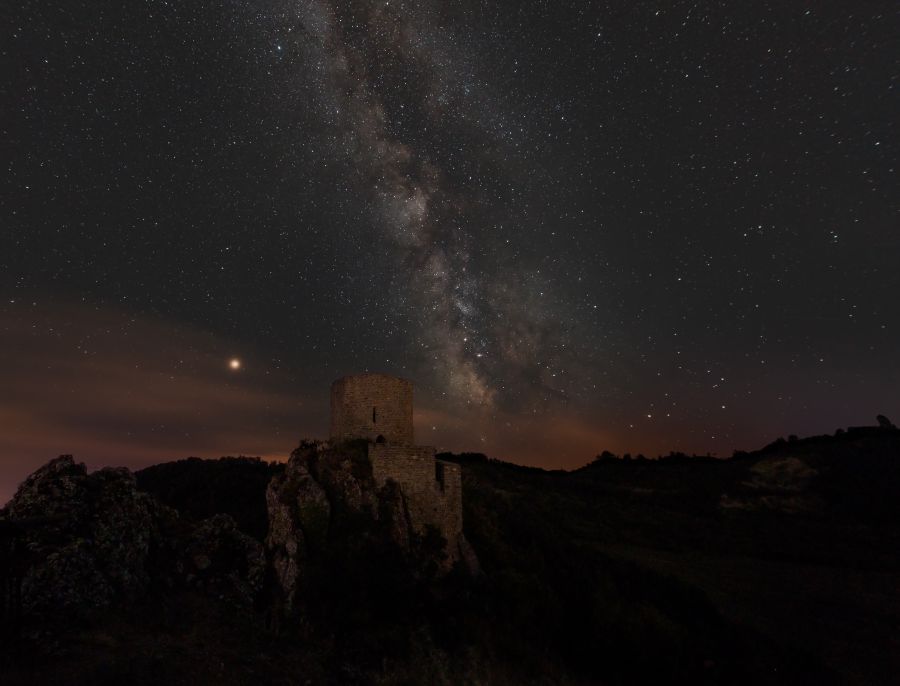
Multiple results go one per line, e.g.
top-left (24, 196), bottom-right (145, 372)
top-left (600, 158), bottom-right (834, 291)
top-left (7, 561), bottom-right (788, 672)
top-left (2, 455), bottom-right (265, 618)
top-left (4, 456), bottom-right (160, 613)
top-left (0, 442), bottom-right (477, 628)
top-left (265, 440), bottom-right (476, 614)
top-left (876, 414), bottom-right (897, 430)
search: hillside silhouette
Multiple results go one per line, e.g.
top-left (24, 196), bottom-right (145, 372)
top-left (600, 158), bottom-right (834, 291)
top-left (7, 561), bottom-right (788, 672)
top-left (1, 422), bottom-right (899, 684)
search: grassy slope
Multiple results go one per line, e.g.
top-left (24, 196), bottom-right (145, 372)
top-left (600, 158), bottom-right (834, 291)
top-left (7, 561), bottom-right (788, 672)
top-left (446, 429), bottom-right (900, 685)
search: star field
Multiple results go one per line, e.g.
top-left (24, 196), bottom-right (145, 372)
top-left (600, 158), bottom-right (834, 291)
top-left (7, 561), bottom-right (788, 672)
top-left (1, 1), bottom-right (897, 500)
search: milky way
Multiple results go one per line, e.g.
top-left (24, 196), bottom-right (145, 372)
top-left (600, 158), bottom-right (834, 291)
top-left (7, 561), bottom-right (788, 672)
top-left (290, 1), bottom-right (575, 409)
top-left (1, 1), bottom-right (897, 501)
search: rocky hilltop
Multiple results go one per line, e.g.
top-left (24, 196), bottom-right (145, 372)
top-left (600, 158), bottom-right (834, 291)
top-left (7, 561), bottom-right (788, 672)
top-left (266, 440), bottom-right (477, 615)
top-left (2, 441), bottom-right (474, 624)
top-left (0, 441), bottom-right (487, 684)
top-left (2, 455), bottom-right (262, 619)
top-left (1, 425), bottom-right (899, 685)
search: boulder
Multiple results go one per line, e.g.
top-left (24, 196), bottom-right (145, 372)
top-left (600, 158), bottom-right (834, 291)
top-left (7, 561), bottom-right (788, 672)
top-left (6, 456), bottom-right (158, 614)
top-left (876, 414), bottom-right (897, 430)
top-left (181, 513), bottom-right (266, 610)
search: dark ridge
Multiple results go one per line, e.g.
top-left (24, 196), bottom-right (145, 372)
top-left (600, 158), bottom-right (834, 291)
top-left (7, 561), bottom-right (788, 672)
top-left (136, 456), bottom-right (283, 541)
top-left (435, 451), bottom-right (489, 464)
top-left (2, 424), bottom-right (899, 684)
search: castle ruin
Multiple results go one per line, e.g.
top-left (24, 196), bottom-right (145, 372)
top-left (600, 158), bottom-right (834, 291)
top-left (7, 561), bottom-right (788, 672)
top-left (329, 373), bottom-right (467, 566)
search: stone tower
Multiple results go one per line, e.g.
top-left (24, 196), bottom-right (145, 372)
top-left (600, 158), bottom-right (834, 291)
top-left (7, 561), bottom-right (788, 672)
top-left (328, 373), bottom-right (474, 571)
top-left (330, 373), bottom-right (414, 444)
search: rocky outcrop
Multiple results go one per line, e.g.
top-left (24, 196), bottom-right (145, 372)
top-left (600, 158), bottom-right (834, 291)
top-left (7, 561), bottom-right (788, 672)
top-left (6, 456), bottom-right (160, 613)
top-left (265, 441), bottom-right (475, 615)
top-left (266, 452), bottom-right (330, 613)
top-left (3, 447), bottom-right (478, 625)
top-left (181, 513), bottom-right (266, 609)
top-left (719, 456), bottom-right (823, 514)
top-left (4, 456), bottom-right (265, 617)
top-left (876, 414), bottom-right (897, 430)
top-left (265, 442), bottom-right (402, 613)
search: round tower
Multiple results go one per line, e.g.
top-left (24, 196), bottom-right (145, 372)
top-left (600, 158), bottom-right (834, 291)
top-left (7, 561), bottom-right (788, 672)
top-left (330, 373), bottom-right (414, 444)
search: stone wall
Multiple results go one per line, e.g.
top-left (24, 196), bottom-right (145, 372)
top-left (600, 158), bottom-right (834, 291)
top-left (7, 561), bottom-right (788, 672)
top-left (330, 374), bottom-right (414, 444)
top-left (369, 444), bottom-right (464, 564)
top-left (328, 374), bottom-right (472, 570)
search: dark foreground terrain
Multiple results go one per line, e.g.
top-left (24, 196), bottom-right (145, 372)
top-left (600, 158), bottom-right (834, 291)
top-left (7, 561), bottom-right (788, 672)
top-left (1, 425), bottom-right (899, 685)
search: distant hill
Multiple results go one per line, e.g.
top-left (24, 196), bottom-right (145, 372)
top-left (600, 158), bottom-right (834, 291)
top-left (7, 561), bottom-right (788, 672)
top-left (135, 456), bottom-right (283, 540)
top-left (438, 422), bottom-right (900, 684)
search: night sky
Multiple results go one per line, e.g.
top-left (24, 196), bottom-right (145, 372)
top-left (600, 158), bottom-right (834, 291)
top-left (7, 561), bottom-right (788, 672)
top-left (2, 1), bottom-right (897, 503)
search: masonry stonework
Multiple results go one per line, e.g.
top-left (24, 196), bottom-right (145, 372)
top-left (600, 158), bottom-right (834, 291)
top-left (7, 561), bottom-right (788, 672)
top-left (330, 374), bottom-right (414, 444)
top-left (369, 445), bottom-right (464, 562)
top-left (329, 373), bottom-right (467, 567)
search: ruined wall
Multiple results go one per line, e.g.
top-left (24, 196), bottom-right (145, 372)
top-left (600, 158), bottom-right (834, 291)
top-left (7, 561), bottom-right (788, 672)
top-left (328, 374), bottom-right (468, 568)
top-left (368, 444), bottom-right (463, 562)
top-left (330, 374), bottom-right (414, 445)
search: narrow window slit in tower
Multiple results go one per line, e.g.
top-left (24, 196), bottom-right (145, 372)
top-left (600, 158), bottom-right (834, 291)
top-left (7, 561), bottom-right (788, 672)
top-left (435, 461), bottom-right (445, 491)
top-left (373, 406), bottom-right (377, 424)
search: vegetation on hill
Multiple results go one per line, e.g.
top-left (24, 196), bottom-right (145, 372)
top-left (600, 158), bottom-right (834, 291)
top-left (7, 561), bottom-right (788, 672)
top-left (1, 424), bottom-right (898, 684)
top-left (136, 457), bottom-right (283, 540)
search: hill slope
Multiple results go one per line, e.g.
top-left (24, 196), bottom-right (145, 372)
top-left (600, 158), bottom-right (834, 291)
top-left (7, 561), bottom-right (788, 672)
top-left (1, 427), bottom-right (898, 684)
